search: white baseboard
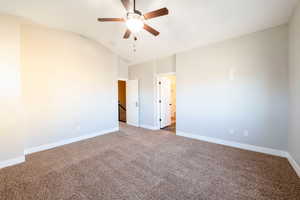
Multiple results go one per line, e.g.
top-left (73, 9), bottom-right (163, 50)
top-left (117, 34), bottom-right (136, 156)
top-left (24, 127), bottom-right (119, 155)
top-left (3, 127), bottom-right (299, 178)
top-left (126, 122), bottom-right (140, 127)
top-left (285, 153), bottom-right (300, 177)
top-left (0, 156), bottom-right (25, 169)
top-left (177, 131), bottom-right (300, 178)
top-left (176, 131), bottom-right (286, 157)
top-left (140, 124), bottom-right (160, 130)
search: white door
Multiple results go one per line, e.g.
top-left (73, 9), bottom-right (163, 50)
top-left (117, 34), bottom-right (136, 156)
top-left (159, 77), bottom-right (172, 128)
top-left (126, 80), bottom-right (139, 127)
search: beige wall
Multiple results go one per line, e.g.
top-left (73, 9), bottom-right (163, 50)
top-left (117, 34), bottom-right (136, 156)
top-left (289, 3), bottom-right (300, 165)
top-left (0, 14), bottom-right (120, 166)
top-left (21, 24), bottom-right (118, 149)
top-left (0, 15), bottom-right (24, 163)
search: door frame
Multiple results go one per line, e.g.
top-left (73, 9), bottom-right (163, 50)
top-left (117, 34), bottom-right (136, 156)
top-left (155, 72), bottom-right (176, 130)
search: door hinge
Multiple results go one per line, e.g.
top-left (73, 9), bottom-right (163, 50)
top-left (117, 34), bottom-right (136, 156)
top-left (159, 118), bottom-right (162, 122)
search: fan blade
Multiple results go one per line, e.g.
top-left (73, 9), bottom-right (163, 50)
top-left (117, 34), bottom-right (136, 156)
top-left (121, 0), bottom-right (130, 11)
top-left (143, 24), bottom-right (160, 36)
top-left (143, 8), bottom-right (169, 20)
top-left (123, 29), bottom-right (131, 39)
top-left (98, 18), bottom-right (124, 22)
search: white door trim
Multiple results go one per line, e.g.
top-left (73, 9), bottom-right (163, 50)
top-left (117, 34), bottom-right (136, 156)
top-left (155, 73), bottom-right (176, 130)
top-left (118, 78), bottom-right (128, 81)
top-left (126, 80), bottom-right (140, 127)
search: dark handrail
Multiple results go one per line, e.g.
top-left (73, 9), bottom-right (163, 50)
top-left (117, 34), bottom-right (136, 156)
top-left (118, 103), bottom-right (126, 111)
top-left (118, 102), bottom-right (126, 122)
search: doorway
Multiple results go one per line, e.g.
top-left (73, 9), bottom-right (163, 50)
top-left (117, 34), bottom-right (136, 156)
top-left (126, 80), bottom-right (140, 127)
top-left (157, 74), bottom-right (176, 133)
top-left (118, 79), bottom-right (140, 127)
top-left (118, 80), bottom-right (127, 122)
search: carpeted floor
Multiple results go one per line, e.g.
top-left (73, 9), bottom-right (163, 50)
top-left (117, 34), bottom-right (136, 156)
top-left (0, 123), bottom-right (299, 200)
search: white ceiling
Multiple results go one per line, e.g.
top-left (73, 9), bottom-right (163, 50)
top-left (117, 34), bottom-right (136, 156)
top-left (0, 0), bottom-right (298, 64)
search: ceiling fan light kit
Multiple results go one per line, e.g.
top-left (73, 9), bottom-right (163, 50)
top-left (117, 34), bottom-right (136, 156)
top-left (126, 13), bottom-right (144, 33)
top-left (98, 0), bottom-right (169, 40)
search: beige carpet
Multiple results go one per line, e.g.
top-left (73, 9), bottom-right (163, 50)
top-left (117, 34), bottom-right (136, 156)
top-left (0, 123), bottom-right (299, 200)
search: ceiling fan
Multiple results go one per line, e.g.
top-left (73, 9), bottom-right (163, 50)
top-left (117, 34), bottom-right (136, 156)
top-left (98, 0), bottom-right (169, 40)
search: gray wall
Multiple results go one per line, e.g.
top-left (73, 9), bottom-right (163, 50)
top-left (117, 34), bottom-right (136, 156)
top-left (129, 55), bottom-right (176, 128)
top-left (176, 25), bottom-right (289, 150)
top-left (289, 3), bottom-right (300, 164)
top-left (156, 55), bottom-right (176, 74)
top-left (118, 58), bottom-right (129, 80)
top-left (129, 61), bottom-right (157, 127)
top-left (21, 24), bottom-right (118, 149)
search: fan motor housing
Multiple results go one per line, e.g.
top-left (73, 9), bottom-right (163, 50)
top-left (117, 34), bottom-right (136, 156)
top-left (134, 9), bottom-right (142, 16)
top-left (126, 11), bottom-right (144, 21)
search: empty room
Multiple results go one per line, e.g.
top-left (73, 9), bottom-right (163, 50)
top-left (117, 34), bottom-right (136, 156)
top-left (0, 0), bottom-right (300, 199)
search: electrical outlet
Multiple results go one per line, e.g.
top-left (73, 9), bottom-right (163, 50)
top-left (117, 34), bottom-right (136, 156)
top-left (243, 130), bottom-right (249, 137)
top-left (76, 126), bottom-right (81, 131)
top-left (229, 129), bottom-right (235, 135)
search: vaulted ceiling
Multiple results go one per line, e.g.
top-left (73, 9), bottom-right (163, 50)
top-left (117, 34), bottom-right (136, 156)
top-left (0, 0), bottom-right (298, 64)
